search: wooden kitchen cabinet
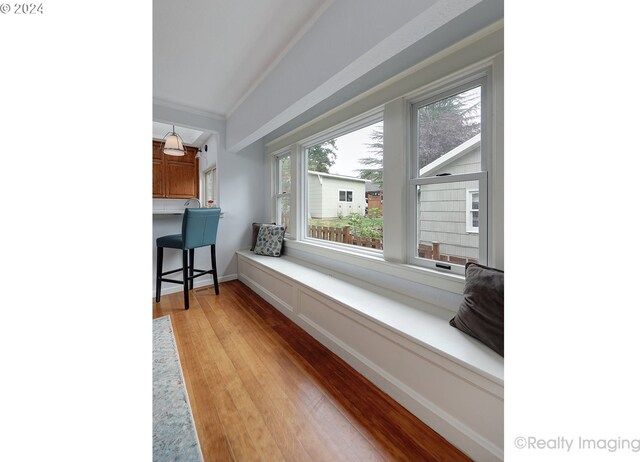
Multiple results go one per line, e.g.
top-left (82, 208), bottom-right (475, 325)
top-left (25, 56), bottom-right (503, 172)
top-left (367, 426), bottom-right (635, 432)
top-left (152, 140), bottom-right (199, 199)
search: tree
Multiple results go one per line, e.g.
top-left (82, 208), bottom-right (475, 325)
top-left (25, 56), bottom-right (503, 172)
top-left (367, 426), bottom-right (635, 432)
top-left (418, 87), bottom-right (481, 169)
top-left (356, 127), bottom-right (383, 188)
top-left (307, 139), bottom-right (337, 173)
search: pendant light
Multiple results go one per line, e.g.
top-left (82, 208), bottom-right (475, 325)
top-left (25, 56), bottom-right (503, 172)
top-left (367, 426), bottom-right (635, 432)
top-left (163, 125), bottom-right (187, 156)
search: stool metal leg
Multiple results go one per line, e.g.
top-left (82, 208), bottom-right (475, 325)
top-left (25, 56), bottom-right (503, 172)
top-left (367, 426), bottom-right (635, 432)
top-left (183, 249), bottom-right (190, 309)
top-left (189, 248), bottom-right (195, 290)
top-left (211, 244), bottom-right (219, 295)
top-left (155, 247), bottom-right (163, 303)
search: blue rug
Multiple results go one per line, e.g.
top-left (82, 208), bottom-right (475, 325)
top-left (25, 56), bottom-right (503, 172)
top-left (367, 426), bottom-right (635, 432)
top-left (153, 316), bottom-right (203, 462)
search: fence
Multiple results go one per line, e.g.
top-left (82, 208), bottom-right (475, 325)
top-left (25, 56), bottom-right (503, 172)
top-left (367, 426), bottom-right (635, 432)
top-left (308, 225), bottom-right (383, 250)
top-left (418, 242), bottom-right (478, 265)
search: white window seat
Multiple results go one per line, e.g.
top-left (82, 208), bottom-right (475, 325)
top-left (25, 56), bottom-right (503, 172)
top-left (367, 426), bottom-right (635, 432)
top-left (236, 249), bottom-right (504, 462)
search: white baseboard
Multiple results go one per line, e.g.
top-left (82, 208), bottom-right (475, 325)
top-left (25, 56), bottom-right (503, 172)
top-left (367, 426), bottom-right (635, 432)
top-left (153, 273), bottom-right (238, 298)
top-left (238, 254), bottom-right (503, 462)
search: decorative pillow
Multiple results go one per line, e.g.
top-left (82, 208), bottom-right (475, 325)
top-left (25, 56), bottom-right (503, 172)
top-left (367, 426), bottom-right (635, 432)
top-left (449, 262), bottom-right (504, 356)
top-left (253, 225), bottom-right (286, 257)
top-left (250, 222), bottom-right (275, 251)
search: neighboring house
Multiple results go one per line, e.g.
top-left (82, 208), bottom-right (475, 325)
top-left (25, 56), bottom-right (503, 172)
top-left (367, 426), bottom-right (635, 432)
top-left (308, 171), bottom-right (368, 219)
top-left (418, 134), bottom-right (481, 264)
top-left (365, 182), bottom-right (383, 214)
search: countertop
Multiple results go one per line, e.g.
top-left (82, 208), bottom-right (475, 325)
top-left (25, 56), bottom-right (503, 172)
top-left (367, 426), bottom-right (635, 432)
top-left (153, 209), bottom-right (224, 217)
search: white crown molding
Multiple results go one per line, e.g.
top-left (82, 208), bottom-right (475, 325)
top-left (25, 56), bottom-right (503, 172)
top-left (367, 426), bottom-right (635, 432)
top-left (153, 97), bottom-right (226, 122)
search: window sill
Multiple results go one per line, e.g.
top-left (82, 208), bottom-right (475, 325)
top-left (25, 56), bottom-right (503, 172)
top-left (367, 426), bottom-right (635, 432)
top-left (283, 238), bottom-right (466, 315)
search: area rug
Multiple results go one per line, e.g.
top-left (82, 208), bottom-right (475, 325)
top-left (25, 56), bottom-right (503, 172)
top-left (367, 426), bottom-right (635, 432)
top-left (153, 316), bottom-right (204, 462)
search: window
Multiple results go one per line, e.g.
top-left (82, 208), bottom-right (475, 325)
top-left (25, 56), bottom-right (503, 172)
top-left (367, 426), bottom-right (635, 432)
top-left (275, 152), bottom-right (291, 231)
top-left (338, 190), bottom-right (353, 202)
top-left (410, 79), bottom-right (488, 274)
top-left (466, 189), bottom-right (479, 233)
top-left (267, 52), bottom-right (501, 284)
top-left (203, 166), bottom-right (216, 206)
top-left (304, 117), bottom-right (383, 251)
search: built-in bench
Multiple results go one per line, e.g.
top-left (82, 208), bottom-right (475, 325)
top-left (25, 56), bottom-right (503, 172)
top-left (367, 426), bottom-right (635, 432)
top-left (236, 249), bottom-right (504, 462)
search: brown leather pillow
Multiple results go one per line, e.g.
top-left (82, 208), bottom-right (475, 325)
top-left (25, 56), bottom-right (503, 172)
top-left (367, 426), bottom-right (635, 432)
top-left (449, 262), bottom-right (504, 356)
top-left (250, 222), bottom-right (275, 251)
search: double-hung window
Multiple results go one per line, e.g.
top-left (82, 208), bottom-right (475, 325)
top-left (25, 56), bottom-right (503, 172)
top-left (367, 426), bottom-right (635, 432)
top-left (409, 76), bottom-right (490, 275)
top-left (275, 152), bottom-right (291, 232)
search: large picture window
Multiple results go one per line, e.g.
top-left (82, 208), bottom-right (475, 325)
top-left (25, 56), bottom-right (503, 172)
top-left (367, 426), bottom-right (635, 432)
top-left (267, 56), bottom-right (501, 284)
top-left (410, 79), bottom-right (489, 274)
top-left (304, 117), bottom-right (383, 251)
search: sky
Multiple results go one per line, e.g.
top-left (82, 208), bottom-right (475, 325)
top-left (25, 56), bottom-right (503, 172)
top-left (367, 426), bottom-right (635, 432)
top-left (329, 121), bottom-right (383, 177)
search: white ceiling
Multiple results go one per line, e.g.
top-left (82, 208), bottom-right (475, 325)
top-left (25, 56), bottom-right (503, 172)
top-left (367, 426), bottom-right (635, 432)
top-left (153, 0), bottom-right (330, 118)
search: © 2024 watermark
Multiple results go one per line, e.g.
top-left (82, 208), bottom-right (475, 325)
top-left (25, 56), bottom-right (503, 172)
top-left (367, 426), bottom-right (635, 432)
top-left (514, 436), bottom-right (640, 453)
top-left (1, 3), bottom-right (44, 14)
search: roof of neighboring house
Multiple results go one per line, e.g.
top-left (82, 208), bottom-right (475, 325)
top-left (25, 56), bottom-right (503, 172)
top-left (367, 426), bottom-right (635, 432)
top-left (419, 134), bottom-right (481, 177)
top-left (308, 171), bottom-right (369, 183)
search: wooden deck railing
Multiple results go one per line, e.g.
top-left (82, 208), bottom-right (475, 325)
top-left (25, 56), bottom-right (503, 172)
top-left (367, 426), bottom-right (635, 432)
top-left (308, 225), bottom-right (383, 250)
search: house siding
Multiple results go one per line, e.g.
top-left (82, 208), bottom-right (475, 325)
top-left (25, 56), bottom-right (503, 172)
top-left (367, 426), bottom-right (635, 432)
top-left (308, 173), bottom-right (323, 218)
top-left (308, 173), bottom-right (367, 219)
top-left (419, 146), bottom-right (480, 261)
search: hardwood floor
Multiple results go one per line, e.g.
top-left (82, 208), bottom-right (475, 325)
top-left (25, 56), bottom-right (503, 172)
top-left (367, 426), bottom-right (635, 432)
top-left (153, 280), bottom-right (472, 462)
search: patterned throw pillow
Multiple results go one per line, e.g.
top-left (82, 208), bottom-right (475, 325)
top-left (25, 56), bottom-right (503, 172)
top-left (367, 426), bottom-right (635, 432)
top-left (250, 222), bottom-right (275, 251)
top-left (253, 225), bottom-right (286, 257)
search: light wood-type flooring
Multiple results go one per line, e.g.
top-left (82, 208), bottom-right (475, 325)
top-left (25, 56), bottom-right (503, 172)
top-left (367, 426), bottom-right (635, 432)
top-left (153, 280), bottom-right (472, 462)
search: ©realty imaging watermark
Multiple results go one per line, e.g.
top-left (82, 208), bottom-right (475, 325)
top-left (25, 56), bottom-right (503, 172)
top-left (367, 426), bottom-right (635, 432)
top-left (514, 436), bottom-right (640, 453)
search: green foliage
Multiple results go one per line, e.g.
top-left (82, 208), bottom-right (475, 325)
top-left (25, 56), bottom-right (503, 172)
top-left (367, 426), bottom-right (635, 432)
top-left (307, 139), bottom-right (338, 173)
top-left (418, 87), bottom-right (481, 168)
top-left (348, 212), bottom-right (383, 240)
top-left (357, 126), bottom-right (383, 188)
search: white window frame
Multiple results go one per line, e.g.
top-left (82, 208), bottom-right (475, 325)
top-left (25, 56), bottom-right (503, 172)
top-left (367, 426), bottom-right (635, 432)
top-left (408, 72), bottom-right (491, 275)
top-left (203, 165), bottom-right (217, 207)
top-left (274, 150), bottom-right (291, 234)
top-left (299, 110), bottom-right (383, 253)
top-left (338, 190), bottom-right (354, 203)
top-left (466, 189), bottom-right (480, 233)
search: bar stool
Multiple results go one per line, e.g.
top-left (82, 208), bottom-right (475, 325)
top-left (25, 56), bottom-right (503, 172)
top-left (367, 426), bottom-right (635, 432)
top-left (155, 208), bottom-right (221, 309)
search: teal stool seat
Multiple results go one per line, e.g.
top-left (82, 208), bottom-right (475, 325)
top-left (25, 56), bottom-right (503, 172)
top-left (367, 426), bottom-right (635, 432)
top-left (155, 208), bottom-right (221, 309)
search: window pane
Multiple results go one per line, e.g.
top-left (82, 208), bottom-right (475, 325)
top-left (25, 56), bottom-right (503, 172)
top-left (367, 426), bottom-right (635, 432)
top-left (278, 155), bottom-right (291, 194)
top-left (417, 86), bottom-right (481, 173)
top-left (471, 192), bottom-right (479, 210)
top-left (204, 169), bottom-right (215, 204)
top-left (306, 120), bottom-right (383, 250)
top-left (416, 180), bottom-right (480, 266)
top-left (279, 194), bottom-right (290, 231)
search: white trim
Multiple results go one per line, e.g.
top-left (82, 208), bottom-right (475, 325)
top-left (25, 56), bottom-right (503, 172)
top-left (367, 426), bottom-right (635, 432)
top-left (308, 171), bottom-right (368, 182)
top-left (265, 26), bottom-right (503, 277)
top-left (419, 134), bottom-right (481, 177)
top-left (265, 20), bottom-right (503, 152)
top-left (153, 97), bottom-right (225, 121)
top-left (274, 151), bottom-right (292, 234)
top-left (338, 189), bottom-right (354, 203)
top-left (153, 273), bottom-right (238, 298)
top-left (297, 108), bottom-right (384, 151)
top-left (466, 188), bottom-right (480, 233)
top-left (408, 73), bottom-right (490, 273)
top-left (284, 239), bottom-right (465, 301)
top-left (237, 251), bottom-right (504, 461)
